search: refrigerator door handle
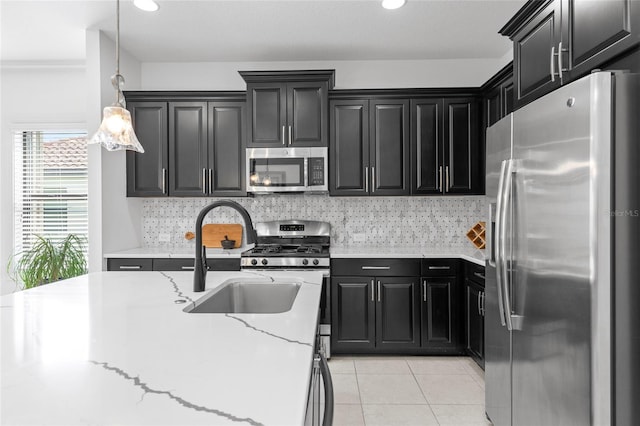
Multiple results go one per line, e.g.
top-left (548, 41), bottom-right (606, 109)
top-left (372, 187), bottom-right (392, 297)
top-left (488, 202), bottom-right (497, 267)
top-left (495, 159), bottom-right (509, 328)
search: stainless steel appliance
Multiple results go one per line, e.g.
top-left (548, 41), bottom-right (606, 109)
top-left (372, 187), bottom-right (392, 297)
top-left (485, 71), bottom-right (640, 425)
top-left (246, 147), bottom-right (328, 193)
top-left (241, 219), bottom-right (332, 358)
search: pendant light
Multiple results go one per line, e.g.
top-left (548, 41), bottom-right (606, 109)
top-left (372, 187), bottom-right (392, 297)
top-left (89, 0), bottom-right (144, 153)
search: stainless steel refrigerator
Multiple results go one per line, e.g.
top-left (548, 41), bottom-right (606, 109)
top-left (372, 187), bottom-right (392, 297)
top-left (485, 71), bottom-right (640, 426)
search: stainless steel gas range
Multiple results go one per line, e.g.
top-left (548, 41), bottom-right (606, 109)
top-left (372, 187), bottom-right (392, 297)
top-left (241, 220), bottom-right (331, 358)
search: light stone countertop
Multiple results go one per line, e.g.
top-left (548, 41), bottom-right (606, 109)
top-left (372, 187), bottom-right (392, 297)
top-left (104, 245), bottom-right (486, 266)
top-left (0, 270), bottom-right (323, 425)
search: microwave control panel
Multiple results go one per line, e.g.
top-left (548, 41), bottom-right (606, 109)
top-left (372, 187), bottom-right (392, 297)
top-left (308, 157), bottom-right (325, 186)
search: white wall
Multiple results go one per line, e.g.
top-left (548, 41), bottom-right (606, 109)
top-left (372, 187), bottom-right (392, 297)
top-left (0, 63), bottom-right (87, 294)
top-left (86, 30), bottom-right (143, 273)
top-left (142, 57), bottom-right (512, 90)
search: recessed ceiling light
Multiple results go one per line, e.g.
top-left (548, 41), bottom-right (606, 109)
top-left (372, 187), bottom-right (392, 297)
top-left (382, 0), bottom-right (406, 10)
top-left (134, 0), bottom-right (159, 12)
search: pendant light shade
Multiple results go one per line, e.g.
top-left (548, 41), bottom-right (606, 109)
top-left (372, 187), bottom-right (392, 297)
top-left (89, 0), bottom-right (144, 153)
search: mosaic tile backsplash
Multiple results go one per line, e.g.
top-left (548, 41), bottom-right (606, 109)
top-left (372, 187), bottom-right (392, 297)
top-left (142, 195), bottom-right (486, 248)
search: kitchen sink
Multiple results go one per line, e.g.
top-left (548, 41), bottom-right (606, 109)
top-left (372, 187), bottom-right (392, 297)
top-left (184, 281), bottom-right (301, 314)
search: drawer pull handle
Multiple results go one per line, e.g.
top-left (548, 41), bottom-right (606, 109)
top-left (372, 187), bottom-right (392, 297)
top-left (181, 266), bottom-right (195, 271)
top-left (362, 266), bottom-right (390, 270)
top-left (119, 265), bottom-right (142, 270)
top-left (428, 266), bottom-right (450, 270)
top-left (474, 272), bottom-right (485, 280)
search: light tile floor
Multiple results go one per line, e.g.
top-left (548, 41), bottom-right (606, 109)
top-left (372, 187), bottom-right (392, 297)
top-left (328, 356), bottom-right (491, 426)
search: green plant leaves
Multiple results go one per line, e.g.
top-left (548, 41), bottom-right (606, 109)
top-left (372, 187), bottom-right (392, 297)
top-left (6, 234), bottom-right (87, 289)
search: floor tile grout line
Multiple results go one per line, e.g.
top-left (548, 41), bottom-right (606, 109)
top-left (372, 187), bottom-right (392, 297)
top-left (408, 361), bottom-right (441, 425)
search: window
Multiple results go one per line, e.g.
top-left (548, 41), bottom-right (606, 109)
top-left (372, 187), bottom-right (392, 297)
top-left (13, 130), bottom-right (88, 255)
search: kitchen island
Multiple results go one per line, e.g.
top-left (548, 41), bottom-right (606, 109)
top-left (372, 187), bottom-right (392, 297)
top-left (0, 270), bottom-right (324, 425)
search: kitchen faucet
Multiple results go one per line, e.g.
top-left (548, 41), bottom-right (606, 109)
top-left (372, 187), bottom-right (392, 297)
top-left (193, 200), bottom-right (258, 292)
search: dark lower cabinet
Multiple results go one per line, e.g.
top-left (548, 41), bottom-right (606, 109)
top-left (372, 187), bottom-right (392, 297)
top-left (421, 276), bottom-right (460, 352)
top-left (331, 275), bottom-right (420, 353)
top-left (465, 261), bottom-right (486, 368)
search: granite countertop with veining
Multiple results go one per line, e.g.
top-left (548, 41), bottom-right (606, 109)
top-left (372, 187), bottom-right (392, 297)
top-left (0, 270), bottom-right (323, 425)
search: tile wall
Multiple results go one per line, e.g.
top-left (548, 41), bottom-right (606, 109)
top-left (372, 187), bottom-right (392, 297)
top-left (142, 195), bottom-right (486, 248)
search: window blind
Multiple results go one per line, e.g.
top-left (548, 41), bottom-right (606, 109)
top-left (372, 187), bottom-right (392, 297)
top-left (13, 130), bottom-right (89, 255)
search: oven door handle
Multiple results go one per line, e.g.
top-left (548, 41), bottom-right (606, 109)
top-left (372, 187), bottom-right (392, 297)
top-left (318, 352), bottom-right (334, 426)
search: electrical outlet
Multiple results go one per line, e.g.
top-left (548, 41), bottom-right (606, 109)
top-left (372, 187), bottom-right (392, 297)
top-left (351, 233), bottom-right (366, 243)
top-left (158, 233), bottom-right (171, 242)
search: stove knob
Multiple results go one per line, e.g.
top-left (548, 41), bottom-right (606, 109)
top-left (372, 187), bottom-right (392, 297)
top-left (313, 259), bottom-right (320, 266)
top-left (302, 258), bottom-right (309, 266)
top-left (251, 259), bottom-right (258, 266)
top-left (261, 258), bottom-right (268, 266)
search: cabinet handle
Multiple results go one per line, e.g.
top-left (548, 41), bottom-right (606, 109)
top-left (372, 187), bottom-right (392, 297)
top-left (377, 280), bottom-right (381, 302)
top-left (181, 266), bottom-right (195, 271)
top-left (371, 279), bottom-right (375, 302)
top-left (474, 272), bottom-right (485, 280)
top-left (365, 166), bottom-right (369, 192)
top-left (119, 265), bottom-right (141, 270)
top-left (477, 289), bottom-right (482, 316)
top-left (558, 41), bottom-right (568, 80)
top-left (423, 280), bottom-right (427, 302)
top-left (202, 169), bottom-right (207, 194)
top-left (438, 166), bottom-right (443, 193)
top-left (162, 168), bottom-right (167, 194)
top-left (445, 165), bottom-right (450, 192)
top-left (480, 291), bottom-right (485, 316)
top-left (282, 125), bottom-right (286, 145)
top-left (209, 169), bottom-right (213, 193)
top-left (288, 125), bottom-right (292, 145)
top-left (428, 265), bottom-right (450, 270)
top-left (362, 266), bottom-right (390, 270)
top-left (371, 166), bottom-right (375, 193)
top-left (550, 45), bottom-right (556, 82)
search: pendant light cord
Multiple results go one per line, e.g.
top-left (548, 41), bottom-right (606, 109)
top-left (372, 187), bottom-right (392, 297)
top-left (112, 0), bottom-right (126, 107)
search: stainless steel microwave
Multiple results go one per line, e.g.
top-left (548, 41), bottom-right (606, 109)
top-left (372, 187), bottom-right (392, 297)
top-left (246, 147), bottom-right (328, 193)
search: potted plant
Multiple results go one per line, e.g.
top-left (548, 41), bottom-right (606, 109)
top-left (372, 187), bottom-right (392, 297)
top-left (7, 234), bottom-right (87, 289)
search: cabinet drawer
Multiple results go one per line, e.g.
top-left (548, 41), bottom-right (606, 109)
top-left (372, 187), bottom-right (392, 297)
top-left (152, 258), bottom-right (241, 271)
top-left (331, 258), bottom-right (420, 276)
top-left (107, 258), bottom-right (153, 271)
top-left (421, 258), bottom-right (460, 276)
top-left (465, 261), bottom-right (485, 286)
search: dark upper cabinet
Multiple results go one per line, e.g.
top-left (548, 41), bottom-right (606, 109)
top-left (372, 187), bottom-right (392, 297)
top-left (208, 101), bottom-right (246, 195)
top-left (370, 100), bottom-right (411, 195)
top-left (482, 63), bottom-right (514, 130)
top-left (240, 70), bottom-right (334, 147)
top-left (329, 99), bottom-right (369, 195)
top-left (125, 92), bottom-right (246, 197)
top-left (126, 102), bottom-right (168, 197)
top-left (501, 0), bottom-right (639, 108)
top-left (330, 98), bottom-right (410, 196)
top-left (169, 102), bottom-right (208, 196)
top-left (411, 97), bottom-right (482, 195)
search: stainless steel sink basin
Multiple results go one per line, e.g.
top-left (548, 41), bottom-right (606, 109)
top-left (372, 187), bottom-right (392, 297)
top-left (184, 281), bottom-right (301, 314)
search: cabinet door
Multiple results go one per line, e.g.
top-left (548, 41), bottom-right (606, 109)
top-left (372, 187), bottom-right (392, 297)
top-left (421, 276), bottom-right (460, 350)
top-left (329, 100), bottom-right (370, 196)
top-left (513, 0), bottom-right (563, 107)
top-left (411, 98), bottom-right (443, 194)
top-left (331, 277), bottom-right (375, 352)
top-left (485, 87), bottom-right (502, 128)
top-left (126, 102), bottom-right (168, 197)
top-left (466, 280), bottom-right (484, 365)
top-left (287, 81), bottom-right (328, 147)
top-left (168, 102), bottom-right (208, 196)
top-left (375, 277), bottom-right (421, 349)
top-left (370, 99), bottom-right (410, 195)
top-left (502, 80), bottom-right (514, 116)
top-left (246, 82), bottom-right (287, 147)
top-left (443, 98), bottom-right (481, 194)
top-left (566, 0), bottom-right (639, 80)
top-left (208, 101), bottom-right (246, 196)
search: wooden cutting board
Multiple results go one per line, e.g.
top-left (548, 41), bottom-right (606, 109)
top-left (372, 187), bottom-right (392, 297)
top-left (185, 224), bottom-right (243, 248)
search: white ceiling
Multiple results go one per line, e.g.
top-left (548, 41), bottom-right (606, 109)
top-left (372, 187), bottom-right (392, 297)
top-left (0, 0), bottom-right (526, 63)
